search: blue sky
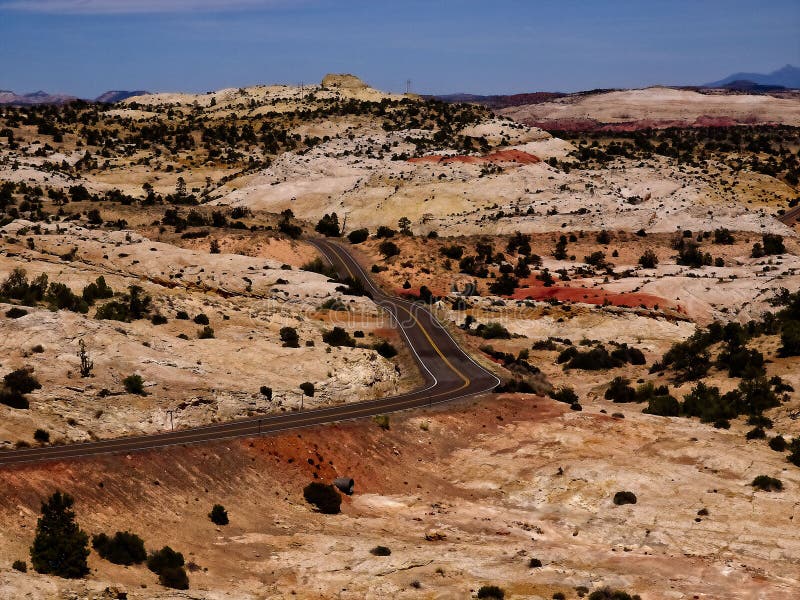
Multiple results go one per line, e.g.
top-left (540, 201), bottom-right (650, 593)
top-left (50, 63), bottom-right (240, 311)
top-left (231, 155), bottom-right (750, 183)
top-left (0, 0), bottom-right (798, 97)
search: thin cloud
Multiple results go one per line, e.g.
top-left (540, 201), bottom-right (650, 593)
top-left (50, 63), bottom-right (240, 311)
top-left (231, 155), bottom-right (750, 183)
top-left (0, 0), bottom-right (294, 13)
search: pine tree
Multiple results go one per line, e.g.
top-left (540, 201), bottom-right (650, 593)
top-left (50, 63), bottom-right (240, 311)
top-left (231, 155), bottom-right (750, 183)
top-left (30, 491), bottom-right (90, 578)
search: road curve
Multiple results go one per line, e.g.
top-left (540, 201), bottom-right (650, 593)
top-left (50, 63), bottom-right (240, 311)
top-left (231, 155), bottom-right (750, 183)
top-left (0, 239), bottom-right (499, 467)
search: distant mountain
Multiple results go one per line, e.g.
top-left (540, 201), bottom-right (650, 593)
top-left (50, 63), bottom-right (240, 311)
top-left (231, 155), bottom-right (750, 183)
top-left (95, 90), bottom-right (149, 103)
top-left (0, 89), bottom-right (150, 105)
top-left (705, 64), bottom-right (800, 89)
top-left (0, 90), bottom-right (78, 105)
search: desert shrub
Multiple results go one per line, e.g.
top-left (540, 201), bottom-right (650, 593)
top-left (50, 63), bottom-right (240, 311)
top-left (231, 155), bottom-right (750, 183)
top-left (198, 326), bottom-right (215, 339)
top-left (12, 560), bottom-right (26, 572)
top-left (488, 273), bottom-right (519, 295)
top-left (33, 428), bottom-right (49, 443)
top-left (260, 386), bottom-right (273, 400)
top-left (604, 377), bottom-right (636, 402)
top-left (30, 491), bottom-right (90, 578)
top-left (472, 322), bottom-right (511, 339)
top-left (5, 307), bottom-right (28, 318)
top-left (147, 546), bottom-right (184, 574)
top-left (439, 244), bottom-right (464, 259)
top-left (279, 326), bottom-right (300, 348)
top-left (718, 346), bottom-right (765, 379)
top-left (769, 435), bottom-right (787, 452)
top-left (322, 327), bottom-right (355, 347)
top-left (676, 240), bottom-right (712, 267)
top-left (746, 427), bottom-right (766, 440)
top-left (528, 558), bottom-right (543, 568)
top-left (477, 585), bottom-right (505, 599)
top-left (208, 504), bottom-right (229, 526)
top-left (44, 283), bottom-right (88, 313)
top-left (779, 321), bottom-right (800, 356)
top-left (587, 589), bottom-right (641, 600)
top-left (638, 249), bottom-right (658, 268)
top-left (320, 297), bottom-right (347, 311)
top-left (610, 344), bottom-right (646, 365)
top-left (559, 346), bottom-right (619, 370)
top-left (375, 225), bottom-right (396, 239)
top-left (549, 386), bottom-right (578, 404)
top-left (92, 531), bottom-right (147, 565)
top-left (336, 276), bottom-right (370, 297)
top-left (314, 213), bottom-right (341, 237)
top-left (176, 310), bottom-right (189, 320)
top-left (713, 228), bottom-right (735, 244)
top-left (347, 228), bottom-right (369, 244)
top-left (299, 382), bottom-right (315, 397)
top-left (661, 336), bottom-right (711, 382)
top-left (95, 286), bottom-right (150, 322)
top-left (373, 414), bottom-right (390, 430)
top-left (369, 545), bottom-right (391, 556)
top-left (612, 491), bottom-right (637, 505)
top-left (643, 394), bottom-right (680, 417)
top-left (123, 374), bottom-right (145, 395)
top-left (374, 341), bottom-right (398, 359)
top-left (301, 257), bottom-right (337, 278)
top-left (193, 313), bottom-right (209, 325)
top-left (81, 276), bottom-right (113, 304)
top-left (159, 566), bottom-right (190, 589)
top-left (751, 475), bottom-right (783, 492)
top-left (379, 240), bottom-right (400, 258)
top-left (303, 482), bottom-right (341, 514)
top-left (761, 233), bottom-right (785, 256)
top-left (151, 314), bottom-right (168, 325)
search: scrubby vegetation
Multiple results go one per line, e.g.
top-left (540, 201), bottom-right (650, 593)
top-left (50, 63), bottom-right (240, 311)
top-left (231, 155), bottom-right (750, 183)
top-left (30, 491), bottom-right (90, 579)
top-left (92, 531), bottom-right (147, 565)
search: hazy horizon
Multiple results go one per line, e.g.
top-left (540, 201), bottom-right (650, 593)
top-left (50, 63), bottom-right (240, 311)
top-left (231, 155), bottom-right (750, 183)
top-left (1, 0), bottom-right (798, 97)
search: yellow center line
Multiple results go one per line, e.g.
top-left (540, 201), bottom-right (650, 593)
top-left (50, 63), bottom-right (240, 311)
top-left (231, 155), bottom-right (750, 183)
top-left (319, 240), bottom-right (470, 387)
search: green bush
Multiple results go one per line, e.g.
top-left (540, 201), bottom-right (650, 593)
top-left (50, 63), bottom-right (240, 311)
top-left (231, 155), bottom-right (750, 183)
top-left (299, 382), bottom-right (315, 397)
top-left (198, 326), bottom-right (215, 339)
top-left (5, 307), bottom-right (28, 318)
top-left (30, 491), bottom-right (90, 578)
top-left (370, 545), bottom-right (391, 556)
top-left (751, 475), bottom-right (783, 492)
top-left (92, 531), bottom-right (147, 565)
top-left (193, 313), bottom-right (210, 325)
top-left (12, 560), bottom-right (26, 572)
top-left (209, 504), bottom-right (229, 526)
top-left (33, 428), bottom-right (49, 443)
top-left (303, 482), bottom-right (342, 514)
top-left (301, 257), bottom-right (338, 278)
top-left (779, 321), bottom-right (800, 356)
top-left (373, 414), bottom-right (390, 430)
top-left (123, 374), bottom-right (145, 395)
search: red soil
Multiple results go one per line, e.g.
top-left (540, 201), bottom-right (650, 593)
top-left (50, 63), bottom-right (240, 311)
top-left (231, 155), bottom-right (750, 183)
top-left (510, 282), bottom-right (670, 309)
top-left (408, 149), bottom-right (540, 165)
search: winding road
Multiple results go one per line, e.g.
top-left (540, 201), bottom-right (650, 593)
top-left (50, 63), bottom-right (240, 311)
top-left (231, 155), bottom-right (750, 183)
top-left (0, 239), bottom-right (499, 467)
